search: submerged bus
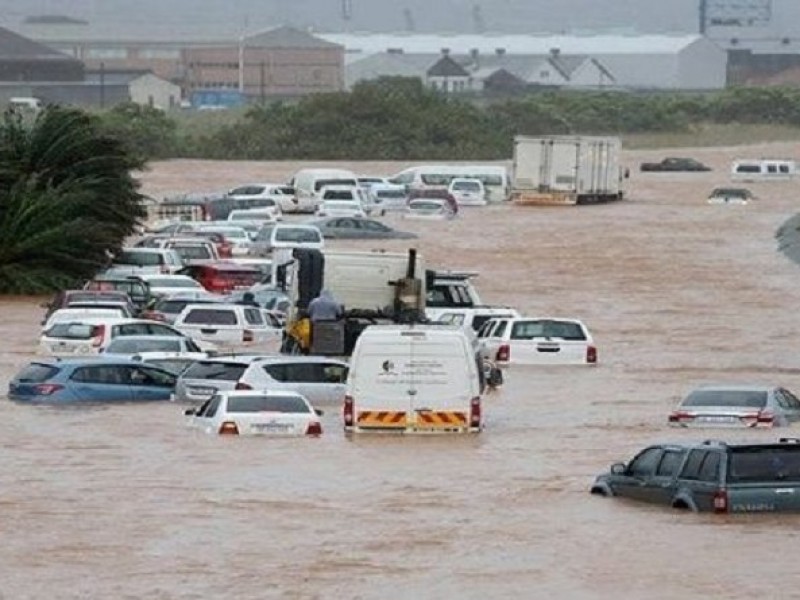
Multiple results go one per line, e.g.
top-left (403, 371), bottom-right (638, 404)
top-left (389, 165), bottom-right (510, 203)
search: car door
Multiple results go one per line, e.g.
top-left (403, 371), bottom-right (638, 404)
top-left (676, 450), bottom-right (722, 511)
top-left (642, 449), bottom-right (686, 505)
top-left (124, 365), bottom-right (177, 401)
top-left (69, 364), bottom-right (134, 402)
top-left (288, 361), bottom-right (348, 404)
top-left (610, 447), bottom-right (663, 502)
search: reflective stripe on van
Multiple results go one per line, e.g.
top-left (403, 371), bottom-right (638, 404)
top-left (416, 411), bottom-right (468, 428)
top-left (356, 411), bottom-right (407, 428)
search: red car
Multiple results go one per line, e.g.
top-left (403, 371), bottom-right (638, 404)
top-left (180, 262), bottom-right (262, 294)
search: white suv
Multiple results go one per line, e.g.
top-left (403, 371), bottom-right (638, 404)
top-left (174, 355), bottom-right (348, 405)
top-left (39, 318), bottom-right (188, 356)
top-left (173, 303), bottom-right (282, 353)
top-left (477, 317), bottom-right (597, 366)
top-left (111, 247), bottom-right (184, 274)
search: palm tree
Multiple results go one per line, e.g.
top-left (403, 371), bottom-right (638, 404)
top-left (0, 106), bottom-right (146, 293)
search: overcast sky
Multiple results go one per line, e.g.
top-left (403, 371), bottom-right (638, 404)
top-left (1, 0), bottom-right (795, 36)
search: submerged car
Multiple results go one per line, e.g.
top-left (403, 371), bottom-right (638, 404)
top-left (308, 217), bottom-right (417, 240)
top-left (185, 390), bottom-right (323, 436)
top-left (707, 187), bottom-right (754, 205)
top-left (640, 157), bottom-right (711, 172)
top-left (404, 198), bottom-right (455, 220)
top-left (8, 357), bottom-right (177, 403)
top-left (668, 385), bottom-right (800, 428)
top-left (591, 438), bottom-right (800, 513)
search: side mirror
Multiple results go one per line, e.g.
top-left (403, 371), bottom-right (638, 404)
top-left (184, 408), bottom-right (196, 416)
top-left (610, 463), bottom-right (627, 476)
top-left (314, 408), bottom-right (324, 417)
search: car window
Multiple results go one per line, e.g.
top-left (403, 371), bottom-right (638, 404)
top-left (227, 395), bottom-right (311, 413)
top-left (107, 338), bottom-right (180, 353)
top-left (655, 450), bottom-right (685, 478)
top-left (698, 452), bottom-right (721, 482)
top-left (126, 366), bottom-right (176, 387)
top-left (147, 324), bottom-right (181, 336)
top-left (15, 363), bottom-right (60, 383)
top-left (203, 395), bottom-right (222, 418)
top-left (115, 250), bottom-right (163, 266)
top-left (70, 365), bottom-right (128, 385)
top-left (476, 320), bottom-right (494, 338)
top-left (494, 320), bottom-right (508, 338)
top-left (728, 447), bottom-right (800, 483)
top-left (360, 220), bottom-right (389, 232)
top-left (510, 320), bottom-right (587, 341)
top-left (182, 361), bottom-right (248, 381)
top-left (679, 450), bottom-right (708, 480)
top-left (779, 389), bottom-right (800, 409)
top-left (183, 309), bottom-right (238, 326)
top-left (114, 323), bottom-right (152, 337)
top-left (45, 323), bottom-right (97, 339)
top-left (627, 448), bottom-right (662, 477)
top-left (682, 390), bottom-right (767, 409)
top-left (243, 308), bottom-right (264, 326)
top-left (322, 363), bottom-right (348, 383)
top-left (263, 362), bottom-right (333, 383)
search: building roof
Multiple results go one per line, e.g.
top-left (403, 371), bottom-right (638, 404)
top-left (0, 24), bottom-right (76, 61)
top-left (346, 52), bottom-right (441, 86)
top-left (320, 33), bottom-right (714, 58)
top-left (427, 55), bottom-right (470, 77)
top-left (84, 69), bottom-right (171, 85)
top-left (244, 26), bottom-right (341, 50)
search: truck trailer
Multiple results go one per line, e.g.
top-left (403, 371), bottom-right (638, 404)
top-left (511, 135), bottom-right (627, 205)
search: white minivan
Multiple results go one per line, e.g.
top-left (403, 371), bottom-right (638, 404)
top-left (345, 324), bottom-right (483, 434)
top-left (291, 168), bottom-right (358, 211)
top-left (731, 159), bottom-right (796, 182)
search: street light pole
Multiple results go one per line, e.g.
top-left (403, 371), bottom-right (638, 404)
top-left (238, 35), bottom-right (245, 93)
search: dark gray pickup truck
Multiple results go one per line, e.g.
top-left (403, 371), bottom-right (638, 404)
top-left (591, 438), bottom-right (800, 513)
top-left (639, 157), bottom-right (711, 172)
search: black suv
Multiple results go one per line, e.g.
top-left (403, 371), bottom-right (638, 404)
top-left (591, 438), bottom-right (800, 513)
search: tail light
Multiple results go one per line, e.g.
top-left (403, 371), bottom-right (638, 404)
top-left (33, 383), bottom-right (64, 396)
top-left (91, 324), bottom-right (105, 347)
top-left (713, 489), bottom-right (729, 513)
top-left (470, 396), bottom-right (481, 428)
top-left (586, 345), bottom-right (597, 364)
top-left (243, 329), bottom-right (254, 343)
top-left (496, 344), bottom-right (510, 362)
top-left (757, 410), bottom-right (775, 426)
top-left (306, 421), bottom-right (323, 436)
top-left (343, 395), bottom-right (354, 427)
top-left (235, 381), bottom-right (252, 390)
top-left (140, 311), bottom-right (166, 322)
top-left (668, 410), bottom-right (694, 424)
top-left (210, 277), bottom-right (230, 292)
top-left (219, 421), bottom-right (239, 435)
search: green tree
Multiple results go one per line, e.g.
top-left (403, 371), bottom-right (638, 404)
top-left (0, 106), bottom-right (146, 293)
top-left (100, 102), bottom-right (178, 160)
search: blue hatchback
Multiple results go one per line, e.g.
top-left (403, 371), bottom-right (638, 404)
top-left (8, 357), bottom-right (177, 403)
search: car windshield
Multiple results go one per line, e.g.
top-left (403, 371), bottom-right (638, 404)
top-left (411, 201), bottom-right (444, 210)
top-left (147, 278), bottom-right (199, 288)
top-left (274, 228), bottom-right (320, 243)
top-left (323, 191), bottom-right (355, 201)
top-left (106, 338), bottom-right (182, 353)
top-left (728, 447), bottom-right (800, 483)
top-left (227, 395), bottom-right (311, 413)
top-left (182, 361), bottom-right (248, 381)
top-left (375, 189), bottom-right (406, 199)
top-left (145, 358), bottom-right (195, 374)
top-left (682, 389), bottom-right (767, 408)
top-left (172, 245), bottom-right (212, 260)
top-left (314, 178), bottom-right (356, 191)
top-left (510, 320), bottom-right (586, 341)
top-left (115, 251), bottom-right (162, 266)
top-left (183, 309), bottom-right (237, 325)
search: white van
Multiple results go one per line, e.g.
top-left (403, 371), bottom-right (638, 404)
top-left (291, 168), bottom-right (358, 211)
top-left (731, 159), bottom-right (796, 182)
top-left (345, 324), bottom-right (483, 434)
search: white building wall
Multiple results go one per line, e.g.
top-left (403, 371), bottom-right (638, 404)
top-left (676, 38), bottom-right (728, 90)
top-left (593, 54), bottom-right (680, 89)
top-left (128, 73), bottom-right (181, 109)
top-left (567, 61), bottom-right (615, 88)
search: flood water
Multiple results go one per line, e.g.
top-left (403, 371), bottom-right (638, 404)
top-left (3, 144), bottom-right (800, 598)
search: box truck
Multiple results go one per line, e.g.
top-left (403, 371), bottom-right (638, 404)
top-left (511, 135), bottom-right (627, 205)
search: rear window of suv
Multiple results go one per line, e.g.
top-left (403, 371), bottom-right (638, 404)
top-left (115, 251), bottom-right (164, 266)
top-left (728, 447), bottom-right (800, 483)
top-left (183, 309), bottom-right (238, 326)
top-left (511, 320), bottom-right (586, 341)
top-left (182, 361), bottom-right (248, 381)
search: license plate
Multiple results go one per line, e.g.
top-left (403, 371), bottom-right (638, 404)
top-left (190, 386), bottom-right (216, 396)
top-left (251, 422), bottom-right (292, 432)
top-left (698, 416), bottom-right (736, 423)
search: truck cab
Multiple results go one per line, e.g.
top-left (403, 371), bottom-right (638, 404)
top-left (425, 271), bottom-right (483, 321)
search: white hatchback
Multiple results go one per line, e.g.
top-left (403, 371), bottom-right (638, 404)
top-left (315, 199), bottom-right (366, 219)
top-left (39, 318), bottom-right (188, 356)
top-left (448, 178), bottom-right (487, 206)
top-left (185, 390), bottom-right (323, 436)
top-left (478, 317), bottom-right (597, 366)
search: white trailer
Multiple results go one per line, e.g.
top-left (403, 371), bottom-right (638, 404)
top-left (511, 135), bottom-right (626, 205)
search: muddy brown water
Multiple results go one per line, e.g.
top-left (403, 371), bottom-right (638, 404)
top-left (3, 144), bottom-right (800, 599)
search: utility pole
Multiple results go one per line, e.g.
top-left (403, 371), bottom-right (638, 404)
top-left (99, 61), bottom-right (105, 108)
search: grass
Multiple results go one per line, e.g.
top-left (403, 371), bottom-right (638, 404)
top-left (623, 123), bottom-right (800, 149)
